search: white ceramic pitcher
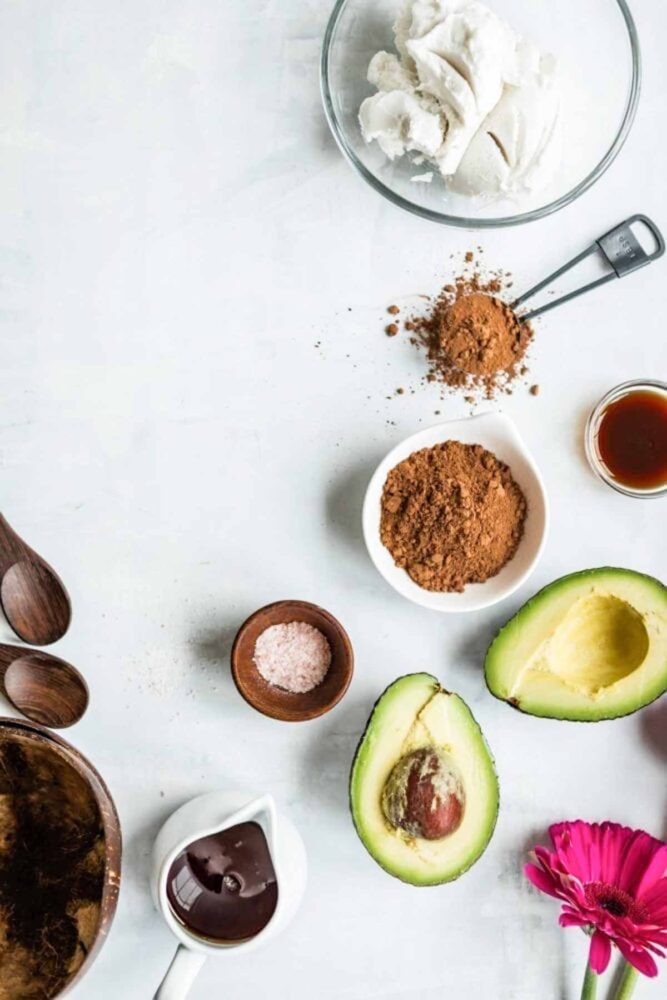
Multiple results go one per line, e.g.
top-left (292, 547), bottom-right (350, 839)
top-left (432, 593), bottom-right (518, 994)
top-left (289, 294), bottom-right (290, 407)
top-left (150, 791), bottom-right (307, 1000)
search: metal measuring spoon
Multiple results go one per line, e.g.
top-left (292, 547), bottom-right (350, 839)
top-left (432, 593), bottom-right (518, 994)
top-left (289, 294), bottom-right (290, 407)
top-left (0, 514), bottom-right (71, 645)
top-left (0, 644), bottom-right (88, 728)
top-left (512, 215), bottom-right (665, 321)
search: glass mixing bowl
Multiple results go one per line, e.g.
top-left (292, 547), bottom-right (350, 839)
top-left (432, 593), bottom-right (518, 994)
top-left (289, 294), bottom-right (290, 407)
top-left (321, 0), bottom-right (640, 228)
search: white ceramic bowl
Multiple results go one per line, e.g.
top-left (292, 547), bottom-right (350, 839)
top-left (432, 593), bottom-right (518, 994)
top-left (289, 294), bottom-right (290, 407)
top-left (362, 413), bottom-right (549, 612)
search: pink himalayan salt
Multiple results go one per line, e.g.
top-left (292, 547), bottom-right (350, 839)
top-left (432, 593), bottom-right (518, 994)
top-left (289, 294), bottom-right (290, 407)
top-left (253, 621), bottom-right (332, 694)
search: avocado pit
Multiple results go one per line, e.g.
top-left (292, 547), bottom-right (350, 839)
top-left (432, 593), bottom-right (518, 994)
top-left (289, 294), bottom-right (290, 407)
top-left (381, 747), bottom-right (464, 841)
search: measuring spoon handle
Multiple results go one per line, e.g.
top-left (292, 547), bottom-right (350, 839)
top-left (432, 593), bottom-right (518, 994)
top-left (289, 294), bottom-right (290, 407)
top-left (513, 214), bottom-right (665, 322)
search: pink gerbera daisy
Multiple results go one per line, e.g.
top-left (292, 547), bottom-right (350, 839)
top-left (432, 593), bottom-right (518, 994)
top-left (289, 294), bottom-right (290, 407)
top-left (526, 821), bottom-right (667, 979)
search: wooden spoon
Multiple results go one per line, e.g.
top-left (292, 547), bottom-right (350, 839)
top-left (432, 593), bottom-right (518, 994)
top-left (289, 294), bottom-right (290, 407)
top-left (0, 514), bottom-right (71, 645)
top-left (0, 644), bottom-right (88, 728)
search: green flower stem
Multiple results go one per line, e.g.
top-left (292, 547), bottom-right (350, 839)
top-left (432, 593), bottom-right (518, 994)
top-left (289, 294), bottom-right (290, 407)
top-left (581, 963), bottom-right (598, 1000)
top-left (613, 962), bottom-right (639, 1000)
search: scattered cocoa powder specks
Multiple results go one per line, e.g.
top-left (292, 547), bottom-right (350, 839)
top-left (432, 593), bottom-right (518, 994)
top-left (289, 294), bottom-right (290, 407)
top-left (530, 384), bottom-right (540, 396)
top-left (385, 323), bottom-right (398, 336)
top-left (387, 305), bottom-right (400, 315)
top-left (464, 251), bottom-right (474, 263)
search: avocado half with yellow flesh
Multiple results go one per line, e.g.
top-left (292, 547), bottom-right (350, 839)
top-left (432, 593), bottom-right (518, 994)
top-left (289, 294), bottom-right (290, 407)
top-left (485, 567), bottom-right (667, 721)
top-left (350, 673), bottom-right (499, 886)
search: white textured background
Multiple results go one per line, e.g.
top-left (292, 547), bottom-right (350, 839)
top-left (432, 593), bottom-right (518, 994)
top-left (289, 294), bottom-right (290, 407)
top-left (0, 2), bottom-right (665, 998)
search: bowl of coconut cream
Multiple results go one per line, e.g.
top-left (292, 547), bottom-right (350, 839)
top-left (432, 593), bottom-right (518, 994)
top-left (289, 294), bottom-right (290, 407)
top-left (321, 0), bottom-right (640, 227)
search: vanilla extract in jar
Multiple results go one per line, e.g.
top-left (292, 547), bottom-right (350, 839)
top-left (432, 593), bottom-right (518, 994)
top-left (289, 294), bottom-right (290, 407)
top-left (587, 381), bottom-right (667, 497)
top-left (166, 821), bottom-right (278, 943)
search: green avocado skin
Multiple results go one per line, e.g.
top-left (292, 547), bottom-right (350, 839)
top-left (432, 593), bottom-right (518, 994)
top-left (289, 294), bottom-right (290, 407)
top-left (349, 673), bottom-right (500, 886)
top-left (484, 567), bottom-right (667, 722)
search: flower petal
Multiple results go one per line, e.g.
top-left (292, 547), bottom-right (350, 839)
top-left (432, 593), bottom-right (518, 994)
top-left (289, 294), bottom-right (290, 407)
top-left (550, 821), bottom-right (624, 885)
top-left (559, 911), bottom-right (589, 929)
top-left (637, 874), bottom-right (667, 919)
top-left (639, 940), bottom-right (666, 959)
top-left (634, 845), bottom-right (667, 900)
top-left (588, 930), bottom-right (612, 974)
top-left (524, 862), bottom-right (561, 898)
top-left (616, 829), bottom-right (666, 896)
top-left (550, 822), bottom-right (595, 882)
top-left (646, 929), bottom-right (667, 947)
top-left (616, 940), bottom-right (659, 978)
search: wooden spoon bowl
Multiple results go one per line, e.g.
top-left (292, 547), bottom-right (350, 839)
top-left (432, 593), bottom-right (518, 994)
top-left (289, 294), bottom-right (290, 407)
top-left (0, 515), bottom-right (71, 646)
top-left (3, 650), bottom-right (89, 728)
top-left (231, 600), bottom-right (354, 722)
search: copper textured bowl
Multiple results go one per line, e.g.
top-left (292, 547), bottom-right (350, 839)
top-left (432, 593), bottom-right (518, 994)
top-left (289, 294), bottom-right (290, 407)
top-left (231, 600), bottom-right (354, 721)
top-left (0, 718), bottom-right (121, 998)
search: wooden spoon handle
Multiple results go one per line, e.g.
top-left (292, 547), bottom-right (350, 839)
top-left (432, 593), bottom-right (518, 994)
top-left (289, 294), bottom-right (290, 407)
top-left (0, 514), bottom-right (26, 574)
top-left (0, 643), bottom-right (21, 680)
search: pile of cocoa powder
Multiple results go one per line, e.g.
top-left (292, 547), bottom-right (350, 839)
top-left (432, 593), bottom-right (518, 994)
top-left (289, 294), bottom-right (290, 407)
top-left (388, 256), bottom-right (535, 399)
top-left (380, 441), bottom-right (527, 592)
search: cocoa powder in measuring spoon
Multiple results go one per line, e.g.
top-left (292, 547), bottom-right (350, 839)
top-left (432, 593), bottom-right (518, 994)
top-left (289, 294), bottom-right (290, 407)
top-left (399, 259), bottom-right (533, 399)
top-left (439, 293), bottom-right (529, 383)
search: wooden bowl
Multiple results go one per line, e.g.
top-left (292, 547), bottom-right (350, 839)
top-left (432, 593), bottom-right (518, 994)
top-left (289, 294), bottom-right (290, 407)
top-left (231, 600), bottom-right (354, 722)
top-left (0, 718), bottom-right (121, 998)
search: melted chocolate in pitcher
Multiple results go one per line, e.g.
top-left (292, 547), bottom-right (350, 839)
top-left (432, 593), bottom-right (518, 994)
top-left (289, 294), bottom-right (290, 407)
top-left (166, 821), bottom-right (278, 942)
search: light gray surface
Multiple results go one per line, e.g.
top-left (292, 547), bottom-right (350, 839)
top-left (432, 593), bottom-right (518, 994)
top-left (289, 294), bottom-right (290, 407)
top-left (0, 2), bottom-right (665, 998)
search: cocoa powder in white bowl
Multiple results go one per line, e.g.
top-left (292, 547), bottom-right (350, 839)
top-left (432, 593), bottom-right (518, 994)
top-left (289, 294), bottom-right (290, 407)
top-left (362, 413), bottom-right (549, 612)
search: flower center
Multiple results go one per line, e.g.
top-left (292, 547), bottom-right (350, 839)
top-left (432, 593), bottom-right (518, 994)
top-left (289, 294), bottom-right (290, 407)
top-left (584, 881), bottom-right (649, 923)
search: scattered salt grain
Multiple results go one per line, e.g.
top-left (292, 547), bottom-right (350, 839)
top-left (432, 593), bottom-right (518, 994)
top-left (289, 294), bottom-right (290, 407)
top-left (253, 621), bottom-right (331, 694)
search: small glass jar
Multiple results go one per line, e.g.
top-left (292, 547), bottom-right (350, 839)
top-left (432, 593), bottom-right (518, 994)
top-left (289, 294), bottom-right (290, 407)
top-left (585, 379), bottom-right (667, 498)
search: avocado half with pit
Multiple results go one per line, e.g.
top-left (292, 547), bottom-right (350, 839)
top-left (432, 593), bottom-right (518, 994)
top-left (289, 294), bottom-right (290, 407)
top-left (485, 568), bottom-right (667, 721)
top-left (350, 673), bottom-right (499, 886)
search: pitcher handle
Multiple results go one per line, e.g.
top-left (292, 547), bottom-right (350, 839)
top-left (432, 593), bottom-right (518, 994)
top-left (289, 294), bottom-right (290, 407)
top-left (153, 945), bottom-right (207, 1000)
